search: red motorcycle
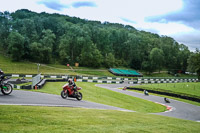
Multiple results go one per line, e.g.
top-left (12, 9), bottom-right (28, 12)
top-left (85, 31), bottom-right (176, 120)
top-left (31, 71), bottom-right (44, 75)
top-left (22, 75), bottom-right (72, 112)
top-left (61, 83), bottom-right (83, 101)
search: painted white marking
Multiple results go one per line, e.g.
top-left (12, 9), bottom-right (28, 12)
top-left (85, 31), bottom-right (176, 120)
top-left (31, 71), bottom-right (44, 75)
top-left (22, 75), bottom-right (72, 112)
top-left (77, 79), bottom-right (82, 82)
top-left (107, 77), bottom-right (112, 80)
top-left (50, 76), bottom-right (57, 78)
top-left (12, 74), bottom-right (19, 77)
top-left (17, 86), bottom-right (20, 89)
top-left (62, 76), bottom-right (67, 79)
top-left (97, 80), bottom-right (102, 83)
top-left (25, 75), bottom-right (32, 78)
top-left (107, 81), bottom-right (112, 83)
top-left (83, 77), bottom-right (88, 79)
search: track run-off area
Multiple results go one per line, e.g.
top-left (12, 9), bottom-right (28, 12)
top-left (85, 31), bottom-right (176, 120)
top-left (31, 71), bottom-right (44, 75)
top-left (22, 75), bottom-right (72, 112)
top-left (0, 83), bottom-right (200, 122)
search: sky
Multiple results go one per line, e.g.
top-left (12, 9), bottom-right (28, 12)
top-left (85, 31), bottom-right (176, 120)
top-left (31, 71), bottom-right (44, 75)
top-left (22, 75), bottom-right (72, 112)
top-left (0, 0), bottom-right (199, 51)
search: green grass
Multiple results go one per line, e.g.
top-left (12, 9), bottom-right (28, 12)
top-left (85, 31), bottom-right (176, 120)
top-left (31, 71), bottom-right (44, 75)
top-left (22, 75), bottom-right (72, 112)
top-left (133, 82), bottom-right (200, 98)
top-left (74, 70), bottom-right (114, 77)
top-left (143, 72), bottom-right (197, 78)
top-left (33, 82), bottom-right (166, 113)
top-left (0, 53), bottom-right (197, 78)
top-left (0, 55), bottom-right (69, 74)
top-left (143, 72), bottom-right (174, 77)
top-left (0, 105), bottom-right (199, 133)
top-left (0, 54), bottom-right (114, 76)
top-left (1, 54), bottom-right (200, 132)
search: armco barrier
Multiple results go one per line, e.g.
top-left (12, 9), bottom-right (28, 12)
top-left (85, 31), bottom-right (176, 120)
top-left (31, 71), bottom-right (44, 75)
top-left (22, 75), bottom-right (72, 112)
top-left (5, 74), bottom-right (135, 81)
top-left (6, 74), bottom-right (198, 82)
top-left (14, 78), bottom-right (68, 89)
top-left (7, 74), bottom-right (198, 90)
top-left (14, 84), bottom-right (32, 89)
top-left (14, 78), bottom-right (123, 90)
top-left (127, 87), bottom-right (200, 103)
top-left (76, 79), bottom-right (123, 84)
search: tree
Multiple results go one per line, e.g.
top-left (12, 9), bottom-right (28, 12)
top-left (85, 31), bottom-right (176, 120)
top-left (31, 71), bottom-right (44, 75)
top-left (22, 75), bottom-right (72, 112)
top-left (59, 35), bottom-right (71, 64)
top-left (0, 9), bottom-right (193, 70)
top-left (104, 53), bottom-right (115, 68)
top-left (177, 44), bottom-right (191, 72)
top-left (142, 60), bottom-right (153, 74)
top-left (150, 48), bottom-right (164, 72)
top-left (80, 43), bottom-right (103, 68)
top-left (41, 29), bottom-right (55, 48)
top-left (29, 42), bottom-right (43, 62)
top-left (41, 47), bottom-right (52, 63)
top-left (0, 11), bottom-right (12, 50)
top-left (12, 19), bottom-right (37, 42)
top-left (40, 29), bottom-right (56, 63)
top-left (7, 32), bottom-right (24, 61)
top-left (187, 49), bottom-right (200, 80)
top-left (160, 37), bottom-right (180, 71)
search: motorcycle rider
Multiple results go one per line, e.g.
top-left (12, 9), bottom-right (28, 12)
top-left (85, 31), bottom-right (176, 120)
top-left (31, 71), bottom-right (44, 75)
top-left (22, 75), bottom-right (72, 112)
top-left (68, 79), bottom-right (77, 92)
top-left (0, 69), bottom-right (5, 79)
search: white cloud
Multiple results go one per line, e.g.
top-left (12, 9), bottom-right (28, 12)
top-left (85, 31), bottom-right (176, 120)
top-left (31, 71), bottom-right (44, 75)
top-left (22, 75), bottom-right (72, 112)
top-left (139, 22), bottom-right (194, 35)
top-left (0, 0), bottom-right (39, 12)
top-left (0, 0), bottom-right (183, 23)
top-left (171, 30), bottom-right (200, 51)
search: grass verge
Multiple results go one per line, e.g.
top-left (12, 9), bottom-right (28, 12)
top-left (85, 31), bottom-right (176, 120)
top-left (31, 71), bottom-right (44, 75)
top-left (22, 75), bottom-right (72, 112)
top-left (133, 82), bottom-right (200, 98)
top-left (126, 88), bottom-right (200, 106)
top-left (33, 82), bottom-right (166, 113)
top-left (0, 54), bottom-right (111, 76)
top-left (129, 82), bottom-right (200, 106)
top-left (0, 105), bottom-right (199, 133)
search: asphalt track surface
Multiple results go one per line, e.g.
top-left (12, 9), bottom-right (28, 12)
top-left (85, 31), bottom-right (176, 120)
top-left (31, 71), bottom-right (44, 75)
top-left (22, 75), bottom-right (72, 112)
top-left (1, 83), bottom-right (200, 122)
top-left (96, 84), bottom-right (200, 122)
top-left (0, 89), bottom-right (131, 112)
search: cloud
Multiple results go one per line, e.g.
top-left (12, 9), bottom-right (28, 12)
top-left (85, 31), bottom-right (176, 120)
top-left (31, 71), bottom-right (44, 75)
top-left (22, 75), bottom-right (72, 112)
top-left (171, 30), bottom-right (200, 51)
top-left (38, 0), bottom-right (68, 11)
top-left (145, 0), bottom-right (200, 29)
top-left (72, 1), bottom-right (97, 8)
top-left (121, 18), bottom-right (136, 24)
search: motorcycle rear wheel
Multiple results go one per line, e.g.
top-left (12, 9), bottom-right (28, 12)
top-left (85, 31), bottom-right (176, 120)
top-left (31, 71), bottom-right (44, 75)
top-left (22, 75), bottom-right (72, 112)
top-left (76, 92), bottom-right (82, 101)
top-left (61, 90), bottom-right (68, 99)
top-left (1, 83), bottom-right (13, 95)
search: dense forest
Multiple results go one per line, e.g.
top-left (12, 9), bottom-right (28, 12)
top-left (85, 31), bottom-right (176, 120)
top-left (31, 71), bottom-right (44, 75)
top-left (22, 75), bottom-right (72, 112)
top-left (0, 9), bottom-right (192, 74)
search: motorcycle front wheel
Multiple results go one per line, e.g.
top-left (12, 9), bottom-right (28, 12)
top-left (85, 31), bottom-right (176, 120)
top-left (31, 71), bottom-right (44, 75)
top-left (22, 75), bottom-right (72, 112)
top-left (1, 83), bottom-right (13, 95)
top-left (76, 92), bottom-right (82, 101)
top-left (61, 90), bottom-right (68, 99)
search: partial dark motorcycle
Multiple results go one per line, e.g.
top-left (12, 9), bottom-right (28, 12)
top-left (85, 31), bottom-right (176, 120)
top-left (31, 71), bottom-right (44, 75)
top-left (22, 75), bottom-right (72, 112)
top-left (61, 83), bottom-right (82, 101)
top-left (164, 97), bottom-right (170, 103)
top-left (144, 89), bottom-right (149, 96)
top-left (0, 75), bottom-right (13, 95)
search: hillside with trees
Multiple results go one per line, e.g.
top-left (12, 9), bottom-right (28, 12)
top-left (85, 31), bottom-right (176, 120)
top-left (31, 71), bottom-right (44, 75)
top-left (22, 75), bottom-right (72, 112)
top-left (0, 9), bottom-right (192, 74)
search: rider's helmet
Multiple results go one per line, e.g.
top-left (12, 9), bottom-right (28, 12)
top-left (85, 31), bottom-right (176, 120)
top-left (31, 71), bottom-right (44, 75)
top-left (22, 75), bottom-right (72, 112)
top-left (68, 79), bottom-right (72, 84)
top-left (0, 69), bottom-right (4, 75)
